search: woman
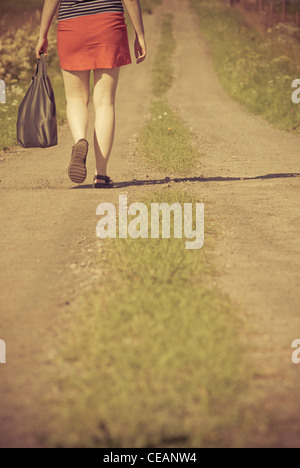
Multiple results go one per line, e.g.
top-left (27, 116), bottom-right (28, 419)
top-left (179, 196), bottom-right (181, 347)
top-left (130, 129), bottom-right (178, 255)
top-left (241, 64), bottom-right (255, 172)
top-left (35, 0), bottom-right (146, 188)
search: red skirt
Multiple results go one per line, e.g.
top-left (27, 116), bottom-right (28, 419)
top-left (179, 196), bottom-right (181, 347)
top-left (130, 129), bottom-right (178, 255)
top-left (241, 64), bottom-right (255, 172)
top-left (57, 12), bottom-right (132, 71)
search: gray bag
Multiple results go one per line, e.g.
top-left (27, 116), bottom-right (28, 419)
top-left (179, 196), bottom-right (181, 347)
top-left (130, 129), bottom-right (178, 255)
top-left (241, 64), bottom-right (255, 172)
top-left (17, 54), bottom-right (58, 148)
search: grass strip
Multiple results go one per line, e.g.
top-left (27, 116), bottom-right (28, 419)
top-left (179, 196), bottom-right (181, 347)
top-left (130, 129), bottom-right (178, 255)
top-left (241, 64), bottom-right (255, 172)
top-left (190, 0), bottom-right (300, 132)
top-left (138, 13), bottom-right (201, 174)
top-left (152, 14), bottom-right (175, 97)
top-left (43, 190), bottom-right (251, 448)
top-left (138, 100), bottom-right (199, 173)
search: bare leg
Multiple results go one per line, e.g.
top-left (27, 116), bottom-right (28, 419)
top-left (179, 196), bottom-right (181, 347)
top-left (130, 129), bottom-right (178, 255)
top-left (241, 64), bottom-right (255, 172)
top-left (62, 69), bottom-right (90, 143)
top-left (93, 68), bottom-right (120, 177)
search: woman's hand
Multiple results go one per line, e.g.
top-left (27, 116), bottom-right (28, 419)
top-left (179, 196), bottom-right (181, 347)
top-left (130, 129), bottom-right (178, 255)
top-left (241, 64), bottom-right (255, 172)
top-left (35, 36), bottom-right (48, 59)
top-left (134, 35), bottom-right (147, 64)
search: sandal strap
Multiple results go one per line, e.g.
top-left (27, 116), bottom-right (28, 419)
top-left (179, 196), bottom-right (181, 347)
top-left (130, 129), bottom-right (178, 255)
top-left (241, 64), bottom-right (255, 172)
top-left (78, 138), bottom-right (89, 145)
top-left (94, 175), bottom-right (111, 184)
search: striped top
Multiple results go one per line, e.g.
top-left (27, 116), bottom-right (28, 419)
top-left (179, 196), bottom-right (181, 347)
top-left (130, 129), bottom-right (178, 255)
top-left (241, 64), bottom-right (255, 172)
top-left (58, 0), bottom-right (124, 22)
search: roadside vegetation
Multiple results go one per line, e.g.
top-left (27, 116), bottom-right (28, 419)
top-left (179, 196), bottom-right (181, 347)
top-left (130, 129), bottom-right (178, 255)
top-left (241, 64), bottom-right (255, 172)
top-left (191, 0), bottom-right (300, 132)
top-left (0, 3), bottom-right (65, 150)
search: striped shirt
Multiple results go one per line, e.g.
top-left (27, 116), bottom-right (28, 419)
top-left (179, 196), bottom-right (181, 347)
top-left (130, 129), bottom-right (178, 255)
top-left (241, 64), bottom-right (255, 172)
top-left (58, 0), bottom-right (124, 22)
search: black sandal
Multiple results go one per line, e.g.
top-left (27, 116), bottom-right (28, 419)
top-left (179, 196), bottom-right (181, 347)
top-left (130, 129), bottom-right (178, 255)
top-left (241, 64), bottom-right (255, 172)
top-left (93, 175), bottom-right (114, 189)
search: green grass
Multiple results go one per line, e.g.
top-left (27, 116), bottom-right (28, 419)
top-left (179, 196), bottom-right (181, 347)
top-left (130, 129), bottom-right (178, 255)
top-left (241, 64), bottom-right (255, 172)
top-left (152, 14), bottom-right (175, 97)
top-left (138, 13), bottom-right (200, 173)
top-left (43, 190), bottom-right (252, 448)
top-left (138, 100), bottom-right (200, 173)
top-left (191, 0), bottom-right (300, 132)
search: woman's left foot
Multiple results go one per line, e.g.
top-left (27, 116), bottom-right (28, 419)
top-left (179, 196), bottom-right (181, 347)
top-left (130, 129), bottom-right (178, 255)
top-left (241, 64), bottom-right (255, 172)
top-left (93, 175), bottom-right (114, 189)
top-left (68, 139), bottom-right (89, 184)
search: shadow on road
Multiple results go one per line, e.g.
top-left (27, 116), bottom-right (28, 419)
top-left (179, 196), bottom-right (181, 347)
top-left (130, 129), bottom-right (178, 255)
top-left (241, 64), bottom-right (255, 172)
top-left (72, 173), bottom-right (300, 189)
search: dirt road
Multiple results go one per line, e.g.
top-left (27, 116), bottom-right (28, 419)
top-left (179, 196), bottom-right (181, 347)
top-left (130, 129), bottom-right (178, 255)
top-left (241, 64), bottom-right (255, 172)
top-left (169, 0), bottom-right (300, 447)
top-left (0, 0), bottom-right (300, 447)
top-left (0, 8), bottom-right (164, 448)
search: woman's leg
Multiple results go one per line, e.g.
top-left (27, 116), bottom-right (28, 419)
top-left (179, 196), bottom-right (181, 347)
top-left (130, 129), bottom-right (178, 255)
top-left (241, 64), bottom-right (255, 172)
top-left (62, 69), bottom-right (91, 143)
top-left (93, 67), bottom-right (120, 176)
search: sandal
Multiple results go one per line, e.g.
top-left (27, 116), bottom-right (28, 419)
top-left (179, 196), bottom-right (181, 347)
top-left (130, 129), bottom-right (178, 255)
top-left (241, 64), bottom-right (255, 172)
top-left (93, 175), bottom-right (114, 189)
top-left (68, 139), bottom-right (89, 184)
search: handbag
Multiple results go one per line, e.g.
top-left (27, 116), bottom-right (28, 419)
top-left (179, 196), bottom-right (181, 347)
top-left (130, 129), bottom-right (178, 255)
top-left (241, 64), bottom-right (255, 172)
top-left (17, 54), bottom-right (58, 148)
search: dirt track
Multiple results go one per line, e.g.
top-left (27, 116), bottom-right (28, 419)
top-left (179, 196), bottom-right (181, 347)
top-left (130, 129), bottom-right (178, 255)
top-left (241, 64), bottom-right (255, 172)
top-left (169, 0), bottom-right (300, 446)
top-left (0, 0), bottom-right (300, 448)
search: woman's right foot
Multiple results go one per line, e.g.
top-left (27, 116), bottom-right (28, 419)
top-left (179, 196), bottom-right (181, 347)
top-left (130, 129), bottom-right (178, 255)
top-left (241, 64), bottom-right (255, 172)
top-left (93, 175), bottom-right (114, 189)
top-left (68, 139), bottom-right (89, 184)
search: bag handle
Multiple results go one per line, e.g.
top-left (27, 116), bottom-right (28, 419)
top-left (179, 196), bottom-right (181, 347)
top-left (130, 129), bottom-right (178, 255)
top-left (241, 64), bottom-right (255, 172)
top-left (35, 53), bottom-right (48, 78)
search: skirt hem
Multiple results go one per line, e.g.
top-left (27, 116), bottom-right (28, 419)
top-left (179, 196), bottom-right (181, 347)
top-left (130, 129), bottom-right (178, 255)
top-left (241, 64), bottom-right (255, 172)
top-left (60, 58), bottom-right (132, 71)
